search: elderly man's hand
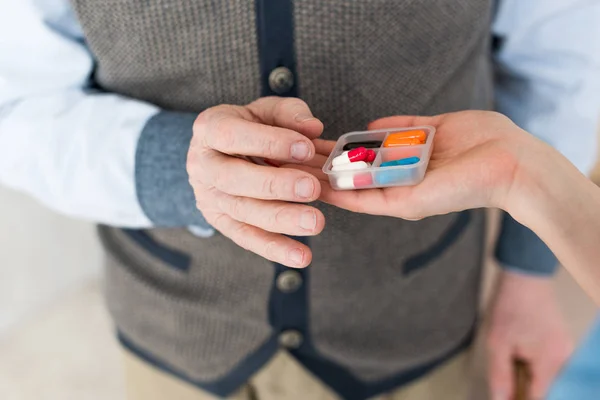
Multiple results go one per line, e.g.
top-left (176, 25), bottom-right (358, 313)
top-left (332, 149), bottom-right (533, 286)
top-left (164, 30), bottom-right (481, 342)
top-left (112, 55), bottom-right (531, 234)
top-left (187, 97), bottom-right (326, 268)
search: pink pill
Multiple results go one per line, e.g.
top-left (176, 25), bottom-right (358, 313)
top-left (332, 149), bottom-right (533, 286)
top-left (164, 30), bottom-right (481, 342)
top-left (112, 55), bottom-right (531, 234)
top-left (336, 172), bottom-right (373, 189)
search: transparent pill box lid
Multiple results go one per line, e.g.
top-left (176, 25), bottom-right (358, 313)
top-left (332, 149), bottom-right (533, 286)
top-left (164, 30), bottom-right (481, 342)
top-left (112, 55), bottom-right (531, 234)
top-left (322, 126), bottom-right (435, 190)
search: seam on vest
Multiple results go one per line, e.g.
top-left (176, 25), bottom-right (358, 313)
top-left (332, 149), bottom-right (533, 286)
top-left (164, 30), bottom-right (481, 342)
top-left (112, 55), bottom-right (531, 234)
top-left (291, 324), bottom-right (476, 400)
top-left (402, 211), bottom-right (472, 276)
top-left (118, 331), bottom-right (279, 398)
top-left (268, 235), bottom-right (310, 350)
top-left (121, 229), bottom-right (191, 272)
top-left (255, 0), bottom-right (298, 97)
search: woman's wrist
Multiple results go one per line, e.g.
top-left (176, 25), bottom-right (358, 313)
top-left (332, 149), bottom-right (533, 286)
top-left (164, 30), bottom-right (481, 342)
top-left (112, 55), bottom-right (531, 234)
top-left (500, 133), bottom-right (600, 304)
top-left (504, 143), bottom-right (554, 223)
top-left (501, 135), bottom-right (589, 237)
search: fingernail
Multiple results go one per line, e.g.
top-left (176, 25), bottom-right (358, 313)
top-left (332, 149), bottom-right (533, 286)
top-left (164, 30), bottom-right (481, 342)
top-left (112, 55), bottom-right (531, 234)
top-left (291, 141), bottom-right (310, 161)
top-left (295, 113), bottom-right (315, 123)
top-left (288, 248), bottom-right (304, 267)
top-left (300, 211), bottom-right (317, 231)
top-left (295, 178), bottom-right (315, 199)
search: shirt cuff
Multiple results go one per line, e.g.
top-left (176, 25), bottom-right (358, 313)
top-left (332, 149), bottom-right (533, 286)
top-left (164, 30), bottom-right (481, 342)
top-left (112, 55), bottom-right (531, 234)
top-left (135, 111), bottom-right (211, 228)
top-left (495, 212), bottom-right (558, 276)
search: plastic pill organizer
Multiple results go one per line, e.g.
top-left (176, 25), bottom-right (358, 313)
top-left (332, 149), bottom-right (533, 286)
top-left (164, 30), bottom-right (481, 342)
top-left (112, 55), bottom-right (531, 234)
top-left (322, 126), bottom-right (435, 190)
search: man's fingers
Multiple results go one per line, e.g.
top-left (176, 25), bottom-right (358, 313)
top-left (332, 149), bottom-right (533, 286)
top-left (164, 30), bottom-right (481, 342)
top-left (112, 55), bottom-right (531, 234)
top-left (487, 344), bottom-right (514, 400)
top-left (209, 213), bottom-right (312, 268)
top-left (214, 191), bottom-right (325, 236)
top-left (191, 151), bottom-right (321, 202)
top-left (248, 97), bottom-right (324, 139)
top-left (201, 113), bottom-right (316, 162)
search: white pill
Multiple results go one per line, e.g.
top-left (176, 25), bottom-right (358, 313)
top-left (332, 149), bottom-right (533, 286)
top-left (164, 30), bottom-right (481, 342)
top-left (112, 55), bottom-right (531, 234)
top-left (336, 176), bottom-right (355, 189)
top-left (332, 151), bottom-right (350, 167)
top-left (331, 161), bottom-right (369, 172)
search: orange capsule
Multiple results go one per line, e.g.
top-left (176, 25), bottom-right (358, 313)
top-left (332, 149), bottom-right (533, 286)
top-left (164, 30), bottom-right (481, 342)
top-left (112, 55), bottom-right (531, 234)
top-left (383, 130), bottom-right (427, 147)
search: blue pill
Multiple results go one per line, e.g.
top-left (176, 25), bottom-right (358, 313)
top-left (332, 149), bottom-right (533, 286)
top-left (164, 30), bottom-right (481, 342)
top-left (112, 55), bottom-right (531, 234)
top-left (380, 157), bottom-right (420, 167)
top-left (375, 157), bottom-right (420, 185)
top-left (375, 169), bottom-right (411, 185)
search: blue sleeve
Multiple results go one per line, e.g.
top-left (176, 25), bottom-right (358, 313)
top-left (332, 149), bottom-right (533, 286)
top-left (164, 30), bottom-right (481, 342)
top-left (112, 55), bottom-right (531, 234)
top-left (136, 111), bottom-right (210, 228)
top-left (495, 213), bottom-right (558, 275)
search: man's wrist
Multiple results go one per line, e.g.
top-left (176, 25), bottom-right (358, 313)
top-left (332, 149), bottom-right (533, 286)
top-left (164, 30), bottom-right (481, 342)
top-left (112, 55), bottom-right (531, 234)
top-left (136, 110), bottom-right (211, 228)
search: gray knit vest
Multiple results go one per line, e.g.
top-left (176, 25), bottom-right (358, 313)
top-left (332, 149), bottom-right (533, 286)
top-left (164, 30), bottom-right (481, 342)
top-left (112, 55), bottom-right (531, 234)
top-left (72, 0), bottom-right (492, 385)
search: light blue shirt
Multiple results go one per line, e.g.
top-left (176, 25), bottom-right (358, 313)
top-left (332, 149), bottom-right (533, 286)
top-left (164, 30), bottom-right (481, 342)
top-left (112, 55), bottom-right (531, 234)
top-left (0, 0), bottom-right (599, 229)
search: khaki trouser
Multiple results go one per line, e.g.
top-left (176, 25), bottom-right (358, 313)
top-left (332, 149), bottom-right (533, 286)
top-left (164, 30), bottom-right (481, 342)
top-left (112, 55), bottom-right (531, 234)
top-left (123, 349), bottom-right (472, 400)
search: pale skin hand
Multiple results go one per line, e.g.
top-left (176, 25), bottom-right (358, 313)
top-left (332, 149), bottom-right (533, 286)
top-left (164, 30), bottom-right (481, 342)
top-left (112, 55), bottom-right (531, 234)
top-left (487, 271), bottom-right (573, 400)
top-left (306, 109), bottom-right (600, 306)
top-left (302, 111), bottom-right (528, 220)
top-left (297, 111), bottom-right (575, 400)
top-left (187, 97), bottom-right (326, 268)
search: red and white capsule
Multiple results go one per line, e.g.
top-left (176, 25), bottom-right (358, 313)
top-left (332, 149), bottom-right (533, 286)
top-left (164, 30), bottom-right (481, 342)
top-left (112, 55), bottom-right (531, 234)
top-left (365, 149), bottom-right (376, 163)
top-left (336, 173), bottom-right (373, 189)
top-left (332, 147), bottom-right (368, 166)
top-left (331, 161), bottom-right (369, 172)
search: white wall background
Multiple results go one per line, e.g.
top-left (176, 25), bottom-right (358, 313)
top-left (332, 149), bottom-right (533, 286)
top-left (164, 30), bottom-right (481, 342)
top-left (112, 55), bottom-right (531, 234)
top-left (0, 185), bottom-right (125, 400)
top-left (0, 1), bottom-right (123, 399)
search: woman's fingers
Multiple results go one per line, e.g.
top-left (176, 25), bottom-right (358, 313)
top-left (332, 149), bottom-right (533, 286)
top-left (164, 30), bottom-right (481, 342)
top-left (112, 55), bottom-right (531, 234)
top-left (282, 163), bottom-right (329, 182)
top-left (313, 139), bottom-right (337, 156)
top-left (368, 115), bottom-right (439, 130)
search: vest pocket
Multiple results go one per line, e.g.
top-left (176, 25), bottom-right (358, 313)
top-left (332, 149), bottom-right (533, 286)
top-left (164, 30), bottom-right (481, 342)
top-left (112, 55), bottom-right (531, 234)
top-left (121, 229), bottom-right (191, 272)
top-left (98, 225), bottom-right (275, 382)
top-left (402, 211), bottom-right (472, 276)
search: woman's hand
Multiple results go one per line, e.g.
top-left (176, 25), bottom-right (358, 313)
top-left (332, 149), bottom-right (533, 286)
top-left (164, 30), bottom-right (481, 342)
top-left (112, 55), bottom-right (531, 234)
top-left (299, 110), bottom-right (600, 306)
top-left (312, 111), bottom-right (534, 220)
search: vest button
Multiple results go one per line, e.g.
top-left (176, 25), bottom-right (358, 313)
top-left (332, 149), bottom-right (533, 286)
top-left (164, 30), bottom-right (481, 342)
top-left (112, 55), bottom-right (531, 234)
top-left (276, 270), bottom-right (303, 293)
top-left (268, 67), bottom-right (294, 94)
top-left (279, 330), bottom-right (303, 349)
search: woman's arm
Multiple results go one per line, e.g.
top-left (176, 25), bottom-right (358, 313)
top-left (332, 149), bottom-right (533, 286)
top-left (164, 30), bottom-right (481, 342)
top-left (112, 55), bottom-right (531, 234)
top-left (312, 111), bottom-right (600, 303)
top-left (507, 139), bottom-right (600, 304)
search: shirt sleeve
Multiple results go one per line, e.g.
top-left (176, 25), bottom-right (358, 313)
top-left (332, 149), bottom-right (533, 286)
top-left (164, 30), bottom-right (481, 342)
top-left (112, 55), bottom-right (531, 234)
top-left (492, 0), bottom-right (600, 275)
top-left (0, 0), bottom-right (210, 229)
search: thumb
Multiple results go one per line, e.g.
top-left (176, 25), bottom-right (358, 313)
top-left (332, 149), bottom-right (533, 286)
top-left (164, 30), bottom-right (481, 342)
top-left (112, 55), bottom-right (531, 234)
top-left (367, 115), bottom-right (439, 130)
top-left (487, 346), bottom-right (514, 400)
top-left (247, 97), bottom-right (324, 139)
